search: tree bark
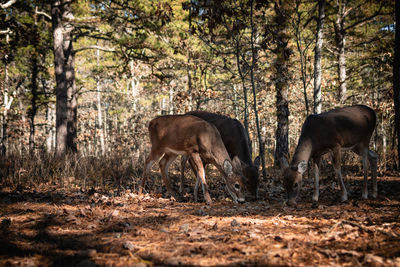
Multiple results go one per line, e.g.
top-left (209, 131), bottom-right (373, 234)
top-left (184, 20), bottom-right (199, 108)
top-left (249, 0), bottom-right (267, 179)
top-left (313, 0), bottom-right (325, 114)
top-left (273, 0), bottom-right (291, 166)
top-left (46, 103), bottom-right (55, 153)
top-left (293, 0), bottom-right (310, 116)
top-left (96, 48), bottom-right (105, 156)
top-left (28, 55), bottom-right (38, 154)
top-left (1, 28), bottom-right (13, 156)
top-left (51, 0), bottom-right (77, 156)
top-left (235, 38), bottom-right (251, 148)
top-left (129, 60), bottom-right (138, 111)
top-left (187, 3), bottom-right (193, 111)
top-left (334, 0), bottom-right (347, 104)
top-left (64, 11), bottom-right (77, 154)
top-left (394, 0), bottom-right (400, 169)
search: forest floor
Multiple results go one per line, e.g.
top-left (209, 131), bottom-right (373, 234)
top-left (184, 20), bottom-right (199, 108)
top-left (0, 167), bottom-right (400, 267)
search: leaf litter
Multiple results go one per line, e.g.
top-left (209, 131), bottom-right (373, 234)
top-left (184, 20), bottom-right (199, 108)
top-left (0, 173), bottom-right (399, 266)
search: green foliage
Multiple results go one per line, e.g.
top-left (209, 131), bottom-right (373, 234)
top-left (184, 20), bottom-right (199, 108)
top-left (0, 0), bottom-right (396, 169)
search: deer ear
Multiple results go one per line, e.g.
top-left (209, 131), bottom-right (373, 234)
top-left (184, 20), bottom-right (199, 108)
top-left (253, 156), bottom-right (261, 169)
top-left (223, 159), bottom-right (233, 175)
top-left (297, 160), bottom-right (307, 174)
top-left (231, 156), bottom-right (243, 172)
top-left (279, 157), bottom-right (289, 170)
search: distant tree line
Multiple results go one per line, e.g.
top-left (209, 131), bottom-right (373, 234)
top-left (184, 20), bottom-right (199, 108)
top-left (0, 0), bottom-right (398, 174)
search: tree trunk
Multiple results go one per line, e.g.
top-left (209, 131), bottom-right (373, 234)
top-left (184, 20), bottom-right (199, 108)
top-left (29, 55), bottom-right (38, 154)
top-left (96, 48), bottom-right (105, 156)
top-left (273, 0), bottom-right (291, 166)
top-left (51, 0), bottom-right (77, 156)
top-left (294, 0), bottom-right (310, 116)
top-left (28, 6), bottom-right (41, 155)
top-left (18, 86), bottom-right (26, 153)
top-left (52, 0), bottom-right (67, 155)
top-left (46, 103), bottom-right (55, 153)
top-left (1, 28), bottom-right (13, 156)
top-left (235, 38), bottom-right (251, 148)
top-left (187, 4), bottom-right (193, 111)
top-left (394, 0), bottom-right (400, 169)
top-left (313, 0), bottom-right (325, 114)
top-left (1, 65), bottom-right (9, 156)
top-left (233, 84), bottom-right (239, 119)
top-left (249, 0), bottom-right (266, 179)
top-left (169, 86), bottom-right (174, 115)
top-left (334, 0), bottom-right (347, 104)
top-left (65, 19), bottom-right (77, 154)
top-left (129, 60), bottom-right (138, 111)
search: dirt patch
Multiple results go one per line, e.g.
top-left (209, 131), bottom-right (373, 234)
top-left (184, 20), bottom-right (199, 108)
top-left (0, 173), bottom-right (399, 266)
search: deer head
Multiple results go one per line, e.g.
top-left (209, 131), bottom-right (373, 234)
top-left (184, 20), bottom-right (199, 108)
top-left (280, 158), bottom-right (307, 206)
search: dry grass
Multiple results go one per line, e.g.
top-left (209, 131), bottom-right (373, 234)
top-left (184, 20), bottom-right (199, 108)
top-left (0, 150), bottom-right (143, 193)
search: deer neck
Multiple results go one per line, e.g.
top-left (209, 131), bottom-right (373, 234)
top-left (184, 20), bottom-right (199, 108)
top-left (211, 148), bottom-right (230, 175)
top-left (290, 137), bottom-right (312, 167)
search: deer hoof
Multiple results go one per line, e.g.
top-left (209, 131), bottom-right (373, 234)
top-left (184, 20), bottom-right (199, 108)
top-left (371, 191), bottom-right (377, 199)
top-left (362, 193), bottom-right (368, 200)
top-left (341, 194), bottom-right (348, 202)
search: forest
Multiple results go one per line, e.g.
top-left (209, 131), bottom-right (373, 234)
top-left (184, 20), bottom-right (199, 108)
top-left (0, 0), bottom-right (399, 266)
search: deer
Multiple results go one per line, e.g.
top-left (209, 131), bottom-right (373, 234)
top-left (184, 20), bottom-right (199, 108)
top-left (180, 111), bottom-right (260, 200)
top-left (141, 114), bottom-right (246, 204)
top-left (280, 105), bottom-right (378, 206)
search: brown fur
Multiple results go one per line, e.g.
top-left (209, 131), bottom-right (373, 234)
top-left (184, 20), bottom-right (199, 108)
top-left (142, 114), bottom-right (246, 204)
top-left (281, 105), bottom-right (378, 205)
top-left (183, 111), bottom-right (260, 198)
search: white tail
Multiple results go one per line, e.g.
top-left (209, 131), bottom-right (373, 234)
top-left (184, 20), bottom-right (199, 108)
top-left (142, 114), bottom-right (246, 204)
top-left (180, 111), bottom-right (260, 199)
top-left (281, 105), bottom-right (378, 206)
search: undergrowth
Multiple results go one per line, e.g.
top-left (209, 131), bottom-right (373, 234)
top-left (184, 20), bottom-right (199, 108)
top-left (0, 150), bottom-right (143, 191)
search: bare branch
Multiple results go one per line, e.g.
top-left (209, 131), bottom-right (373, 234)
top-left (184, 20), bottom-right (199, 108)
top-left (0, 29), bottom-right (11, 35)
top-left (344, 3), bottom-right (383, 32)
top-left (74, 45), bottom-right (116, 54)
top-left (36, 10), bottom-right (51, 20)
top-left (0, 0), bottom-right (16, 9)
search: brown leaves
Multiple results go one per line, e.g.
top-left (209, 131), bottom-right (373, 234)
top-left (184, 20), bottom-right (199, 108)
top-left (1, 175), bottom-right (400, 266)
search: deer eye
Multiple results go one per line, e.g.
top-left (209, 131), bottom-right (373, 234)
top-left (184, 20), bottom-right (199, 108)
top-left (234, 182), bottom-right (240, 191)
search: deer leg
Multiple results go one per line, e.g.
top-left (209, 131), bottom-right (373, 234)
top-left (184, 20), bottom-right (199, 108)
top-left (368, 150), bottom-right (379, 198)
top-left (332, 148), bottom-right (348, 202)
top-left (187, 157), bottom-right (200, 202)
top-left (180, 155), bottom-right (189, 194)
top-left (312, 156), bottom-right (322, 203)
top-left (194, 176), bottom-right (200, 203)
top-left (359, 149), bottom-right (370, 200)
top-left (159, 153), bottom-right (178, 197)
top-left (141, 150), bottom-right (163, 193)
top-left (191, 153), bottom-right (212, 204)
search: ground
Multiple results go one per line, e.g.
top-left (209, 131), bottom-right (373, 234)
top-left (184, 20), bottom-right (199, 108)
top-left (0, 169), bottom-right (400, 267)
